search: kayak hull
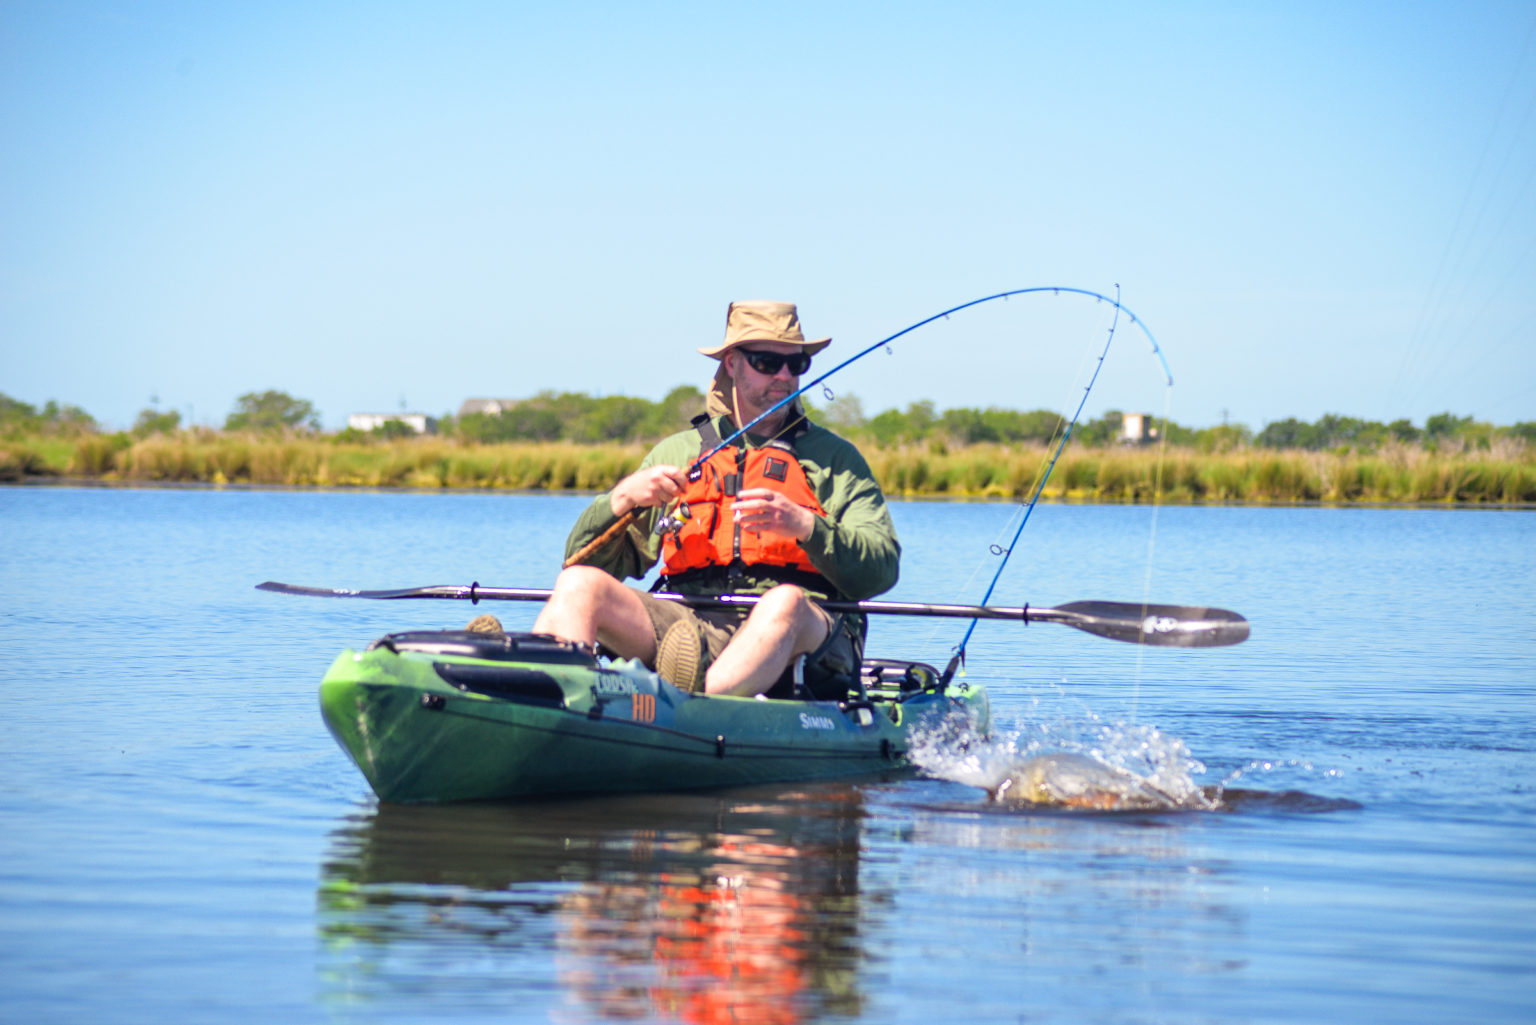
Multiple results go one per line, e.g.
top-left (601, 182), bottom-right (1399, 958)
top-left (319, 631), bottom-right (989, 803)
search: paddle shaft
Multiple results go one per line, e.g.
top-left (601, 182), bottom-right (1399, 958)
top-left (255, 581), bottom-right (1249, 647)
top-left (260, 581), bottom-right (1033, 618)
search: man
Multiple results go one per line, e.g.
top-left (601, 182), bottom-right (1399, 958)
top-left (500, 300), bottom-right (899, 699)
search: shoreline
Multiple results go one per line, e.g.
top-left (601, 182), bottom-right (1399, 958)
top-left (5, 474), bottom-right (1532, 510)
top-left (4, 434), bottom-right (1533, 506)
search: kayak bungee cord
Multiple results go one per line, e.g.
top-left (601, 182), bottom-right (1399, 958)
top-left (945, 285), bottom-right (1171, 680)
top-left (567, 287), bottom-right (1173, 567)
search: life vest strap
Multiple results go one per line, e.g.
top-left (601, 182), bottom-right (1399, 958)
top-left (691, 410), bottom-right (810, 455)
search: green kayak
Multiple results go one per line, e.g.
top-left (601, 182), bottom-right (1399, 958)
top-left (319, 629), bottom-right (990, 803)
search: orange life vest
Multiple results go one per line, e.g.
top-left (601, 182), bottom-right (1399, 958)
top-left (659, 418), bottom-right (828, 580)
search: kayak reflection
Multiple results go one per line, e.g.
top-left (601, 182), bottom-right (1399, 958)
top-left (318, 782), bottom-right (876, 1022)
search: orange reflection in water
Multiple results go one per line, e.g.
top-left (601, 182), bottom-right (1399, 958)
top-left (556, 798), bottom-right (863, 1025)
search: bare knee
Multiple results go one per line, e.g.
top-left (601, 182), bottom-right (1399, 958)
top-left (751, 584), bottom-right (813, 625)
top-left (747, 585), bottom-right (827, 651)
top-left (535, 565), bottom-right (649, 652)
top-left (550, 564), bottom-right (615, 599)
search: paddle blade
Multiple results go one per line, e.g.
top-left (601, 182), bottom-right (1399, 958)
top-left (255, 581), bottom-right (469, 600)
top-left (255, 581), bottom-right (556, 603)
top-left (1049, 601), bottom-right (1250, 648)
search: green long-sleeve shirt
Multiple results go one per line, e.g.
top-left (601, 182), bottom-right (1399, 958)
top-left (563, 415), bottom-right (900, 600)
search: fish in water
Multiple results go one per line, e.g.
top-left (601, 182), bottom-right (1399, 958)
top-left (988, 752), bottom-right (1183, 811)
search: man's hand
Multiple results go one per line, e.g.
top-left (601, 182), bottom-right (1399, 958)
top-left (610, 465), bottom-right (689, 518)
top-left (733, 487), bottom-right (815, 542)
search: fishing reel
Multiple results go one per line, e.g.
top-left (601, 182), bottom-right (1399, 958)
top-left (652, 499), bottom-right (691, 539)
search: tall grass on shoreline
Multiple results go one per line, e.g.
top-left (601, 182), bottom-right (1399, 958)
top-left (894, 441), bottom-right (1536, 504)
top-left (2, 433), bottom-right (1533, 505)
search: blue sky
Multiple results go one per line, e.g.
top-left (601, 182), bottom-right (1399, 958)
top-left (4, 1), bottom-right (1533, 432)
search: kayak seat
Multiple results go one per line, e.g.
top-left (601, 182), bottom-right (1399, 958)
top-left (859, 659), bottom-right (943, 702)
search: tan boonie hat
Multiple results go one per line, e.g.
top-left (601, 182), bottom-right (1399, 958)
top-left (697, 300), bottom-right (831, 359)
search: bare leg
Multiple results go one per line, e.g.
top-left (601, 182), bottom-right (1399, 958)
top-left (704, 585), bottom-right (831, 697)
top-left (532, 565), bottom-right (659, 663)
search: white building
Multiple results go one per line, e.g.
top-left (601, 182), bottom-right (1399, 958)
top-left (347, 412), bottom-right (437, 435)
top-left (457, 398), bottom-right (522, 418)
top-left (1118, 412), bottom-right (1158, 444)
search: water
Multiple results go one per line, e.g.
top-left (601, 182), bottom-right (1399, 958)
top-left (2, 486), bottom-right (1532, 1023)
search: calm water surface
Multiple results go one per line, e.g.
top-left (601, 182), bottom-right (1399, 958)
top-left (1, 487), bottom-right (1532, 1024)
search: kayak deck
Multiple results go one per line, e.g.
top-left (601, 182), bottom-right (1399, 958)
top-left (319, 630), bottom-right (989, 803)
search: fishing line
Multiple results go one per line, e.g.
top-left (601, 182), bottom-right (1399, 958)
top-left (915, 300), bottom-right (1112, 661)
top-left (1128, 376), bottom-right (1177, 725)
top-left (711, 286), bottom-right (1174, 679)
top-left (579, 287), bottom-right (1174, 640)
top-left (1391, 14), bottom-right (1536, 406)
top-left (693, 287), bottom-right (1172, 474)
top-left (901, 313), bottom-right (1097, 660)
top-left (765, 287), bottom-right (1174, 677)
top-left (948, 286), bottom-right (1137, 674)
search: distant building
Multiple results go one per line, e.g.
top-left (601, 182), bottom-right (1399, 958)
top-left (347, 412), bottom-right (438, 435)
top-left (458, 398), bottom-right (521, 418)
top-left (1119, 412), bottom-right (1158, 445)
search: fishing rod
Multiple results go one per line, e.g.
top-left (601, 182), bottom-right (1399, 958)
top-left (255, 580), bottom-right (1250, 649)
top-left (566, 286), bottom-right (1172, 567)
top-left (708, 286), bottom-right (1171, 469)
top-left (948, 284), bottom-right (1167, 675)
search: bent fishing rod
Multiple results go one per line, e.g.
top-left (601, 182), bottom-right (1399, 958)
top-left (566, 286), bottom-right (1173, 567)
top-left (255, 580), bottom-right (1249, 649)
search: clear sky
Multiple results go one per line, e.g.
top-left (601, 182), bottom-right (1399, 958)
top-left (3, 1), bottom-right (1533, 432)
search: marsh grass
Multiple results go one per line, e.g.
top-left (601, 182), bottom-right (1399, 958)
top-left (112, 436), bottom-right (653, 490)
top-left (8, 433), bottom-right (1534, 505)
top-left (0, 436), bottom-right (81, 480)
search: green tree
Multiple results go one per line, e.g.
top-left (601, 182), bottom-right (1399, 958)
top-left (498, 400), bottom-right (564, 441)
top-left (225, 390), bottom-right (320, 433)
top-left (1027, 410), bottom-right (1067, 443)
top-left (0, 393), bottom-right (39, 434)
top-left (1, 394), bottom-right (101, 436)
top-left (1311, 413), bottom-right (1391, 449)
top-left (1191, 423), bottom-right (1251, 451)
top-left (820, 394), bottom-right (867, 433)
top-left (1255, 417), bottom-right (1315, 449)
top-left (374, 418), bottom-right (416, 440)
top-left (940, 407), bottom-right (998, 444)
top-left (573, 395), bottom-right (650, 443)
top-left (1424, 412), bottom-right (1474, 442)
top-left (865, 401), bottom-right (938, 446)
top-left (639, 385), bottom-right (706, 438)
top-left (40, 400), bottom-right (98, 435)
top-left (132, 408), bottom-right (182, 438)
top-left (1071, 410), bottom-right (1124, 447)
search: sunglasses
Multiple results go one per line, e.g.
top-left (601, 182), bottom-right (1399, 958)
top-left (737, 348), bottom-right (812, 377)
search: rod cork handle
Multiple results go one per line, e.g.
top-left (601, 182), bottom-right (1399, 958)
top-left (562, 508), bottom-right (642, 568)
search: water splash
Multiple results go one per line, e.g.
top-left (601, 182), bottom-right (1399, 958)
top-left (910, 706), bottom-right (1219, 812)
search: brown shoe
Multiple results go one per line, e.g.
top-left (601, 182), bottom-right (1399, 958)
top-left (657, 620), bottom-right (706, 692)
top-left (465, 613), bottom-right (504, 635)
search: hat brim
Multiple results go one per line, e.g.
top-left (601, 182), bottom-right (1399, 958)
top-left (698, 336), bottom-right (831, 359)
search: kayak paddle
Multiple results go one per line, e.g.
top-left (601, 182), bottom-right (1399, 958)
top-left (255, 581), bottom-right (1249, 648)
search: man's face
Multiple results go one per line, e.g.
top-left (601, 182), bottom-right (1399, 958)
top-left (724, 342), bottom-right (808, 420)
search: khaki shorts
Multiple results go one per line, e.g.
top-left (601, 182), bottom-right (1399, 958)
top-left (636, 590), bottom-right (862, 701)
